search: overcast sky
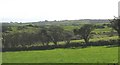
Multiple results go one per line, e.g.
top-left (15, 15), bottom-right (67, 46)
top-left (0, 0), bottom-right (119, 22)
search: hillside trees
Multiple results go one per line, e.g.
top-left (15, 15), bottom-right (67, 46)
top-left (63, 31), bottom-right (74, 44)
top-left (48, 26), bottom-right (64, 46)
top-left (2, 25), bottom-right (12, 33)
top-left (2, 24), bottom-right (96, 49)
top-left (2, 33), bottom-right (12, 48)
top-left (3, 23), bottom-right (117, 51)
top-left (2, 26), bottom-right (40, 49)
top-left (110, 17), bottom-right (120, 36)
top-left (37, 28), bottom-right (51, 46)
top-left (73, 24), bottom-right (95, 45)
top-left (109, 17), bottom-right (120, 45)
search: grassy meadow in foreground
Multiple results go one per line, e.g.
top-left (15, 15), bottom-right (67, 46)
top-left (0, 52), bottom-right (2, 64)
top-left (2, 46), bottom-right (118, 63)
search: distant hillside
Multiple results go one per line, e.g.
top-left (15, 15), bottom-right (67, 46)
top-left (2, 19), bottom-right (110, 26)
top-left (31, 19), bottom-right (109, 26)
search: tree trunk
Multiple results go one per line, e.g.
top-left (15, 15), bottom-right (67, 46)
top-left (42, 43), bottom-right (45, 46)
top-left (117, 31), bottom-right (120, 46)
top-left (66, 40), bottom-right (70, 45)
top-left (118, 34), bottom-right (120, 46)
top-left (84, 38), bottom-right (89, 46)
top-left (46, 42), bottom-right (49, 46)
top-left (53, 42), bottom-right (57, 46)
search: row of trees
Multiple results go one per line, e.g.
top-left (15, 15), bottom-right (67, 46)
top-left (2, 17), bottom-right (120, 51)
top-left (2, 26), bottom-right (74, 49)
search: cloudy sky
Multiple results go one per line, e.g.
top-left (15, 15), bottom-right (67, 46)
top-left (0, 0), bottom-right (119, 22)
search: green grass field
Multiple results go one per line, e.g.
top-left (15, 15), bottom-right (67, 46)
top-left (0, 52), bottom-right (2, 64)
top-left (2, 46), bottom-right (118, 63)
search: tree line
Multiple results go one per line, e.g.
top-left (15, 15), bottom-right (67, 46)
top-left (2, 25), bottom-right (74, 49)
top-left (2, 17), bottom-right (120, 51)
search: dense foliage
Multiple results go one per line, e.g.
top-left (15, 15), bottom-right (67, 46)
top-left (2, 19), bottom-right (119, 51)
top-left (109, 17), bottom-right (120, 45)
